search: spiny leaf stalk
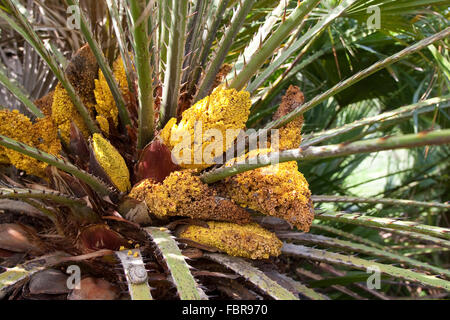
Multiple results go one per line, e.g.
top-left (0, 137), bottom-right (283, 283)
top-left (201, 129), bottom-right (450, 183)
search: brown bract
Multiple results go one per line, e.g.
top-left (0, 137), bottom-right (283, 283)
top-left (135, 138), bottom-right (180, 183)
top-left (78, 224), bottom-right (129, 254)
top-left (0, 223), bottom-right (43, 254)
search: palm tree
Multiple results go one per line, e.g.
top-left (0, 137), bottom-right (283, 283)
top-left (0, 0), bottom-right (449, 300)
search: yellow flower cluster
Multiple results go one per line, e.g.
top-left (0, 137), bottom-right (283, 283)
top-left (213, 85), bottom-right (313, 231)
top-left (113, 56), bottom-right (131, 103)
top-left (179, 221), bottom-right (282, 259)
top-left (0, 110), bottom-right (33, 164)
top-left (128, 178), bottom-right (154, 202)
top-left (51, 83), bottom-right (94, 143)
top-left (93, 56), bottom-right (129, 135)
top-left (96, 115), bottom-right (110, 136)
top-left (94, 69), bottom-right (118, 128)
top-left (160, 88), bottom-right (251, 169)
top-left (92, 133), bottom-right (130, 192)
top-left (32, 117), bottom-right (62, 156)
top-left (277, 118), bottom-right (304, 150)
top-left (52, 54), bottom-right (129, 142)
top-left (51, 45), bottom-right (100, 143)
top-left (129, 170), bottom-right (251, 224)
top-left (217, 154), bottom-right (314, 232)
top-left (0, 110), bottom-right (61, 177)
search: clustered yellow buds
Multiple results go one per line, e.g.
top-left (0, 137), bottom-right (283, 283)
top-left (213, 86), bottom-right (313, 232)
top-left (160, 88), bottom-right (251, 169)
top-left (93, 56), bottom-right (127, 135)
top-left (129, 170), bottom-right (251, 224)
top-left (112, 56), bottom-right (131, 103)
top-left (91, 133), bottom-right (130, 192)
top-left (128, 178), bottom-right (154, 202)
top-left (50, 45), bottom-right (98, 143)
top-left (216, 151), bottom-right (314, 232)
top-left (179, 221), bottom-right (282, 259)
top-left (278, 119), bottom-right (304, 150)
top-left (52, 54), bottom-right (128, 141)
top-left (94, 69), bottom-right (118, 130)
top-left (96, 115), bottom-right (110, 136)
top-left (51, 83), bottom-right (94, 143)
top-left (0, 110), bottom-right (31, 164)
top-left (0, 110), bottom-right (61, 177)
top-left (32, 117), bottom-right (62, 157)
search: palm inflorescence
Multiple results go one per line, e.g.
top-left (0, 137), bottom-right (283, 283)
top-left (0, 0), bottom-right (449, 300)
